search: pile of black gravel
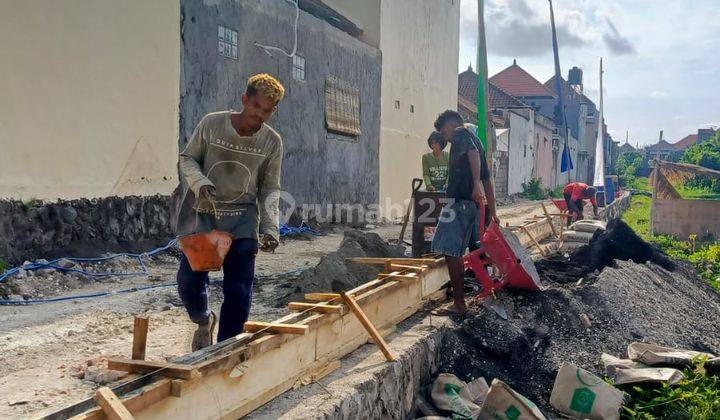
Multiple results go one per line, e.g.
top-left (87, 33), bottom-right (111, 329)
top-left (437, 228), bottom-right (720, 415)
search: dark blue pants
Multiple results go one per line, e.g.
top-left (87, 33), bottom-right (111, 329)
top-left (177, 238), bottom-right (257, 342)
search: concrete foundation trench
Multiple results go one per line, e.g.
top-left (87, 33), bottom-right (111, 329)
top-left (250, 218), bottom-right (720, 419)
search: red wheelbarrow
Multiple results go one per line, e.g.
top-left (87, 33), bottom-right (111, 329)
top-left (551, 198), bottom-right (568, 213)
top-left (463, 206), bottom-right (542, 298)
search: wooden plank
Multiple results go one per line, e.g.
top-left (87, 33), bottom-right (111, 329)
top-left (132, 316), bottom-right (149, 361)
top-left (94, 387), bottom-right (134, 420)
top-left (63, 264), bottom-right (450, 420)
top-left (106, 359), bottom-right (197, 380)
top-left (389, 263), bottom-right (428, 271)
top-left (244, 321), bottom-right (309, 335)
top-left (540, 202), bottom-right (558, 238)
top-left (348, 257), bottom-right (440, 266)
top-left (288, 302), bottom-right (344, 314)
top-left (303, 292), bottom-right (341, 302)
top-left (341, 292), bottom-right (396, 362)
top-left (377, 271), bottom-right (418, 281)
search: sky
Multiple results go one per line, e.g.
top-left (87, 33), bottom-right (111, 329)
top-left (459, 0), bottom-right (720, 146)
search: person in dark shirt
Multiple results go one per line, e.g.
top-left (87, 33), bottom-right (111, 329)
top-left (430, 110), bottom-right (498, 316)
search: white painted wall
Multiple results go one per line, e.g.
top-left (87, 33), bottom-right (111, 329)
top-left (322, 0), bottom-right (381, 47)
top-left (0, 0), bottom-right (180, 200)
top-left (378, 0), bottom-right (460, 218)
top-left (506, 110), bottom-right (535, 195)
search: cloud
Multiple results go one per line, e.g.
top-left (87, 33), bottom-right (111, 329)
top-left (603, 18), bottom-right (637, 55)
top-left (650, 90), bottom-right (669, 99)
top-left (461, 0), bottom-right (590, 58)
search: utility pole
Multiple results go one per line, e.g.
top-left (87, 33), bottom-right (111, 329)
top-left (476, 0), bottom-right (493, 158)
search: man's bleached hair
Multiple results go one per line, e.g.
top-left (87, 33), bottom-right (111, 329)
top-left (246, 73), bottom-right (285, 104)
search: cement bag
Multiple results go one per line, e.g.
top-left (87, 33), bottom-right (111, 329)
top-left (431, 373), bottom-right (481, 419)
top-left (614, 368), bottom-right (684, 385)
top-left (570, 219), bottom-right (606, 233)
top-left (549, 363), bottom-right (625, 420)
top-left (478, 379), bottom-right (546, 420)
top-left (561, 230), bottom-right (595, 243)
top-left (600, 353), bottom-right (647, 377)
top-left (627, 342), bottom-right (720, 367)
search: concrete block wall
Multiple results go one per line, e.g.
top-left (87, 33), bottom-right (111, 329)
top-left (179, 0), bottom-right (382, 213)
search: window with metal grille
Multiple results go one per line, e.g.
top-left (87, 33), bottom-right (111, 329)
top-left (292, 55), bottom-right (306, 81)
top-left (218, 25), bottom-right (238, 60)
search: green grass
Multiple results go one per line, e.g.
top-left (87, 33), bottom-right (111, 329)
top-left (621, 192), bottom-right (719, 290)
top-left (623, 358), bottom-right (720, 419)
top-left (675, 184), bottom-right (720, 200)
top-left (628, 177), bottom-right (653, 193)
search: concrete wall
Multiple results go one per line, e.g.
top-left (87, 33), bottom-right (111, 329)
top-left (533, 115), bottom-right (555, 189)
top-left (0, 0), bottom-right (180, 200)
top-left (322, 0), bottom-right (381, 47)
top-left (179, 0), bottom-right (381, 211)
top-left (378, 0), bottom-right (460, 219)
top-left (652, 199), bottom-right (720, 240)
top-left (506, 110), bottom-right (535, 195)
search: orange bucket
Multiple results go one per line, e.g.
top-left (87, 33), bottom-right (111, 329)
top-left (178, 230), bottom-right (233, 271)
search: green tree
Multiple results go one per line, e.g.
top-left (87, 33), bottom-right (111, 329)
top-left (616, 150), bottom-right (644, 186)
top-left (681, 131), bottom-right (720, 170)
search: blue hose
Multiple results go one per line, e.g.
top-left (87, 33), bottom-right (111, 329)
top-left (279, 222), bottom-right (321, 237)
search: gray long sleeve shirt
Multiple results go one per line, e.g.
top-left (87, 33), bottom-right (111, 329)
top-left (175, 111), bottom-right (283, 241)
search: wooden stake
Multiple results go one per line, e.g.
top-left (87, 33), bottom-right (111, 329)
top-left (132, 316), bottom-right (149, 360)
top-left (244, 321), bottom-right (308, 335)
top-left (94, 387), bottom-right (134, 420)
top-left (340, 292), bottom-right (395, 362)
top-left (541, 203), bottom-right (558, 238)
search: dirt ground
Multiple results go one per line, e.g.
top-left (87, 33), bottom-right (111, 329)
top-left (0, 199), bottom-right (547, 418)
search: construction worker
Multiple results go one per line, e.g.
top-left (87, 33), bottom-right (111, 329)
top-left (174, 74), bottom-right (285, 350)
top-left (430, 110), bottom-right (498, 316)
top-left (563, 182), bottom-right (599, 223)
top-left (422, 131), bottom-right (449, 191)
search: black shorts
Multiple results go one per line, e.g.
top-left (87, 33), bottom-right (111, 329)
top-left (563, 193), bottom-right (583, 215)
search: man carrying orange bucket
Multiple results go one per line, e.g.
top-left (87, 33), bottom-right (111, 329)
top-left (174, 74), bottom-right (285, 350)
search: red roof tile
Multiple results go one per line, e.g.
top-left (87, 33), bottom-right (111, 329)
top-left (672, 134), bottom-right (697, 150)
top-left (489, 62), bottom-right (555, 98)
top-left (459, 67), bottom-right (528, 109)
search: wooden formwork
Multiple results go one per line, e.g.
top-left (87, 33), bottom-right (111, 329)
top-left (46, 257), bottom-right (448, 420)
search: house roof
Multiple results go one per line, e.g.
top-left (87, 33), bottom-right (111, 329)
top-left (619, 142), bottom-right (636, 153)
top-left (544, 75), bottom-right (596, 107)
top-left (489, 61), bottom-right (556, 98)
top-left (672, 134), bottom-right (697, 150)
top-left (459, 66), bottom-right (528, 109)
top-left (645, 140), bottom-right (675, 151)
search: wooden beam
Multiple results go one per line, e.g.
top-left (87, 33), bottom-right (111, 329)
top-left (341, 292), bottom-right (395, 362)
top-left (106, 359), bottom-right (197, 380)
top-left (94, 387), bottom-right (134, 420)
top-left (288, 302), bottom-right (344, 314)
top-left (389, 263), bottom-right (428, 271)
top-left (244, 321), bottom-right (309, 335)
top-left (540, 202), bottom-right (558, 238)
top-left (132, 316), bottom-right (149, 360)
top-left (303, 292), bottom-right (341, 302)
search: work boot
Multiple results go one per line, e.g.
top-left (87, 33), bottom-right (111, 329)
top-left (191, 311), bottom-right (217, 351)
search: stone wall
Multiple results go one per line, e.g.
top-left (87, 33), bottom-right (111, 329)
top-left (600, 191), bottom-right (631, 221)
top-left (0, 196), bottom-right (172, 265)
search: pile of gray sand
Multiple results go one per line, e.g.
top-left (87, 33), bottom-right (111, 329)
top-left (261, 230), bottom-right (406, 306)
